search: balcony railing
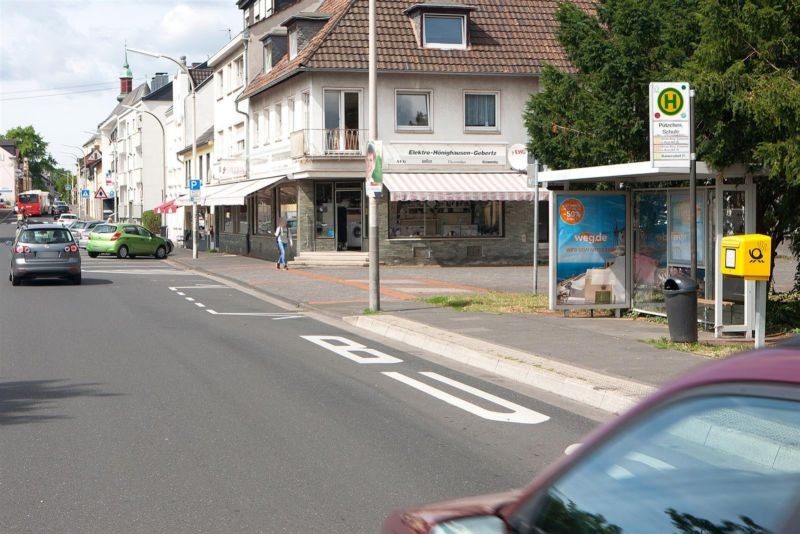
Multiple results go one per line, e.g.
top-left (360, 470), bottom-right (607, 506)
top-left (290, 128), bottom-right (368, 158)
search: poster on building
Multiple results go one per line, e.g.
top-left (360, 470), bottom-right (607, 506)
top-left (668, 190), bottom-right (704, 266)
top-left (555, 193), bottom-right (628, 308)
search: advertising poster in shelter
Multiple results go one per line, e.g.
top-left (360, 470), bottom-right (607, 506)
top-left (556, 193), bottom-right (628, 307)
top-left (668, 191), bottom-right (705, 266)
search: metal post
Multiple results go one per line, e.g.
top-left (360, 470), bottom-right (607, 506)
top-left (368, 0), bottom-right (380, 311)
top-left (689, 89), bottom-right (697, 282)
top-left (755, 280), bottom-right (766, 348)
top-left (531, 161), bottom-right (540, 294)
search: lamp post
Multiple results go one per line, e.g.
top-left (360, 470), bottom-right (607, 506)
top-left (122, 105), bottom-right (167, 205)
top-left (128, 47), bottom-right (198, 259)
top-left (61, 149), bottom-right (83, 217)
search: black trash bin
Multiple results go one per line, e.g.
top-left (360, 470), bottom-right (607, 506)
top-left (663, 276), bottom-right (698, 343)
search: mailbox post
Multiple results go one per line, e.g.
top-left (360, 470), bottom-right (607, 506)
top-left (720, 234), bottom-right (772, 348)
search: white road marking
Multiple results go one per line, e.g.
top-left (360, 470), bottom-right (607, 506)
top-left (185, 297), bottom-right (195, 302)
top-left (195, 303), bottom-right (206, 308)
top-left (168, 285), bottom-right (227, 290)
top-left (205, 309), bottom-right (302, 319)
top-left (302, 336), bottom-right (403, 364)
top-left (81, 269), bottom-right (193, 275)
top-left (382, 371), bottom-right (550, 425)
top-left (564, 443), bottom-right (582, 455)
top-left (177, 292), bottom-right (185, 296)
top-left (207, 309), bottom-right (218, 315)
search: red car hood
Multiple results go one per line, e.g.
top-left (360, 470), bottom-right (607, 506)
top-left (382, 489), bottom-right (522, 533)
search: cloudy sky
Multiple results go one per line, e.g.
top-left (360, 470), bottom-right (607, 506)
top-left (0, 0), bottom-right (242, 170)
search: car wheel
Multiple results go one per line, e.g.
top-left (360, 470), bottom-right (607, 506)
top-left (155, 245), bottom-right (167, 259)
top-left (72, 274), bottom-right (82, 285)
top-left (117, 245), bottom-right (129, 259)
top-left (11, 273), bottom-right (21, 286)
top-left (88, 251), bottom-right (99, 258)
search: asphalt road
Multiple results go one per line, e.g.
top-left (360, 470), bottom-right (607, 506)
top-left (0, 221), bottom-right (600, 533)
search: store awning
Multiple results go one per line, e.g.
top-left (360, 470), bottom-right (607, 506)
top-left (382, 172), bottom-right (548, 201)
top-left (153, 199), bottom-right (178, 214)
top-left (202, 177), bottom-right (285, 206)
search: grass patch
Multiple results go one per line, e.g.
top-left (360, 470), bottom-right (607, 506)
top-left (645, 337), bottom-right (751, 358)
top-left (423, 292), bottom-right (548, 314)
top-left (362, 308), bottom-right (381, 315)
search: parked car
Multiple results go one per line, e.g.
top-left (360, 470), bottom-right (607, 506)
top-left (72, 220), bottom-right (106, 248)
top-left (382, 341), bottom-right (800, 534)
top-left (86, 223), bottom-right (170, 259)
top-left (56, 213), bottom-right (79, 226)
top-left (6, 224), bottom-right (82, 285)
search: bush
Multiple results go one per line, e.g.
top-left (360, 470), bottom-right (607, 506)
top-left (142, 210), bottom-right (161, 234)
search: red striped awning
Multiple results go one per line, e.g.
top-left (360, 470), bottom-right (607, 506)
top-left (382, 173), bottom-right (548, 201)
top-left (153, 199), bottom-right (178, 214)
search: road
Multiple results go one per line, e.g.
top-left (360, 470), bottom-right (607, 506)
top-left (0, 220), bottom-right (601, 532)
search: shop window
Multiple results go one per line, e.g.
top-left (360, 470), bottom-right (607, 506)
top-left (389, 200), bottom-right (503, 239)
top-left (223, 206), bottom-right (234, 233)
top-left (255, 188), bottom-right (274, 235)
top-left (279, 183), bottom-right (298, 242)
top-left (237, 204), bottom-right (248, 234)
top-left (315, 183), bottom-right (334, 238)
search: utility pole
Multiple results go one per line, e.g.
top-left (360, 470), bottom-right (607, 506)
top-left (368, 0), bottom-right (380, 311)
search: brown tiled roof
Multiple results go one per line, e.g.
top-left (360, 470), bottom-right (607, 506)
top-left (242, 0), bottom-right (591, 99)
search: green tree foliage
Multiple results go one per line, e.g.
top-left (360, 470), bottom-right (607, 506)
top-left (51, 168), bottom-right (75, 200)
top-left (683, 0), bottom-right (800, 288)
top-left (524, 0), bottom-right (699, 169)
top-left (142, 210), bottom-right (162, 234)
top-left (2, 125), bottom-right (58, 190)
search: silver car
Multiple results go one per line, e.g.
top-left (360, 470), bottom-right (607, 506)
top-left (73, 220), bottom-right (106, 248)
top-left (7, 224), bottom-right (82, 285)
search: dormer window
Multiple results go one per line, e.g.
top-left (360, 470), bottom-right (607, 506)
top-left (404, 3), bottom-right (476, 50)
top-left (288, 29), bottom-right (298, 59)
top-left (423, 14), bottom-right (466, 49)
top-left (264, 42), bottom-right (272, 72)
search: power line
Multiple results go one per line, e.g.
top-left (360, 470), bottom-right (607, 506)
top-left (1, 80), bottom-right (118, 95)
top-left (0, 86), bottom-right (118, 102)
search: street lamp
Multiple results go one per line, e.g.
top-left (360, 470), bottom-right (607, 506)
top-left (121, 104), bottom-right (167, 205)
top-left (127, 46), bottom-right (198, 259)
top-left (60, 149), bottom-right (83, 217)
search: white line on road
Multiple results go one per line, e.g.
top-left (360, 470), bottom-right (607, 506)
top-left (205, 309), bottom-right (302, 319)
top-left (81, 269), bottom-right (194, 275)
top-left (177, 292), bottom-right (185, 296)
top-left (382, 371), bottom-right (550, 424)
top-left (168, 285), bottom-right (227, 290)
top-left (185, 297), bottom-right (195, 302)
top-left (302, 336), bottom-right (403, 364)
top-left (195, 303), bottom-right (206, 308)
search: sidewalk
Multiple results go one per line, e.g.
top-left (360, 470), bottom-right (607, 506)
top-left (166, 247), bottom-right (743, 414)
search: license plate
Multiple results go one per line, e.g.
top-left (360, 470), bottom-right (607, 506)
top-left (35, 251), bottom-right (60, 259)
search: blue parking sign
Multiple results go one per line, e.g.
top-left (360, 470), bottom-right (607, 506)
top-left (189, 179), bottom-right (201, 191)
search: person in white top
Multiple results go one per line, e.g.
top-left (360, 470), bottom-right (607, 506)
top-left (274, 219), bottom-right (291, 270)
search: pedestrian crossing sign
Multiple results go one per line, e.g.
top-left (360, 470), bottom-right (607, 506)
top-left (95, 187), bottom-right (109, 199)
top-left (81, 188), bottom-right (91, 198)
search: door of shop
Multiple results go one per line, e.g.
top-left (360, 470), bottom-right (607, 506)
top-left (335, 186), bottom-right (363, 251)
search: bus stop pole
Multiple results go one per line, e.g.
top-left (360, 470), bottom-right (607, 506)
top-left (689, 89), bottom-right (697, 282)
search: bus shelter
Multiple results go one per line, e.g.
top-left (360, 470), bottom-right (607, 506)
top-left (537, 161), bottom-right (759, 338)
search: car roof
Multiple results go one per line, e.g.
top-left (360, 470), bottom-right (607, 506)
top-left (22, 223), bottom-right (69, 230)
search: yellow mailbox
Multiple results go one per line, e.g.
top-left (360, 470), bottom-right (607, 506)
top-left (720, 234), bottom-right (772, 280)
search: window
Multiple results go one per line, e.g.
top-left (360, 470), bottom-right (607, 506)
top-left (522, 392), bottom-right (800, 534)
top-left (237, 204), bottom-right (248, 234)
top-left (274, 103), bottom-right (283, 140)
top-left (465, 92), bottom-right (498, 131)
top-left (223, 206), bottom-right (233, 233)
top-left (254, 0), bottom-right (261, 20)
top-left (264, 108), bottom-right (271, 143)
top-left (255, 188), bottom-right (274, 235)
top-left (264, 43), bottom-right (272, 72)
top-left (289, 29), bottom-right (298, 59)
top-left (423, 14), bottom-right (466, 49)
top-left (252, 112), bottom-right (260, 147)
top-left (278, 184), bottom-right (298, 243)
top-left (302, 92), bottom-right (310, 130)
top-left (323, 89), bottom-right (361, 151)
top-left (315, 183), bottom-right (334, 237)
top-left (234, 56), bottom-right (244, 88)
top-left (288, 97), bottom-right (296, 133)
top-left (396, 91), bottom-right (431, 131)
top-left (389, 200), bottom-right (503, 238)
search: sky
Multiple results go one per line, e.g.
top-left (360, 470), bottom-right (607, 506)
top-left (0, 0), bottom-right (242, 171)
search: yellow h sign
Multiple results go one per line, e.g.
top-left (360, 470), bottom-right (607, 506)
top-left (658, 88), bottom-right (684, 115)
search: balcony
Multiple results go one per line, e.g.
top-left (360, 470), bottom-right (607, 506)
top-left (290, 129), bottom-right (368, 159)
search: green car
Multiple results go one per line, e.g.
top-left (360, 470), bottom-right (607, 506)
top-left (86, 223), bottom-right (170, 259)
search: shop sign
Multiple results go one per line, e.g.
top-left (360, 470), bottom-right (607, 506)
top-left (384, 143), bottom-right (506, 167)
top-left (215, 158), bottom-right (246, 180)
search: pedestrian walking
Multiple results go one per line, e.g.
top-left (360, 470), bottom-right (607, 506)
top-left (107, 216), bottom-right (113, 223)
top-left (275, 219), bottom-right (292, 270)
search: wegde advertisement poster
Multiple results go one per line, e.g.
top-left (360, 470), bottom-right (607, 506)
top-left (555, 193), bottom-right (628, 308)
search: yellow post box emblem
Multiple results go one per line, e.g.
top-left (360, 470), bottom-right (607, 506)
top-left (720, 234), bottom-right (772, 280)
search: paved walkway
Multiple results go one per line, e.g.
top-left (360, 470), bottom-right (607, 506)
top-left (164, 246), bottom-right (789, 414)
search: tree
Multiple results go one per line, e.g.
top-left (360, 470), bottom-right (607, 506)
top-left (524, 0), bottom-right (700, 169)
top-left (2, 125), bottom-right (58, 190)
top-left (51, 167), bottom-right (75, 200)
top-left (683, 0), bottom-right (800, 289)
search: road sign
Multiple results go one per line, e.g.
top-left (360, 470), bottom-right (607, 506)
top-left (649, 82), bottom-right (691, 168)
top-left (81, 189), bottom-right (90, 199)
top-left (65, 184), bottom-right (72, 191)
top-left (95, 187), bottom-right (108, 199)
top-left (189, 179), bottom-right (201, 191)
